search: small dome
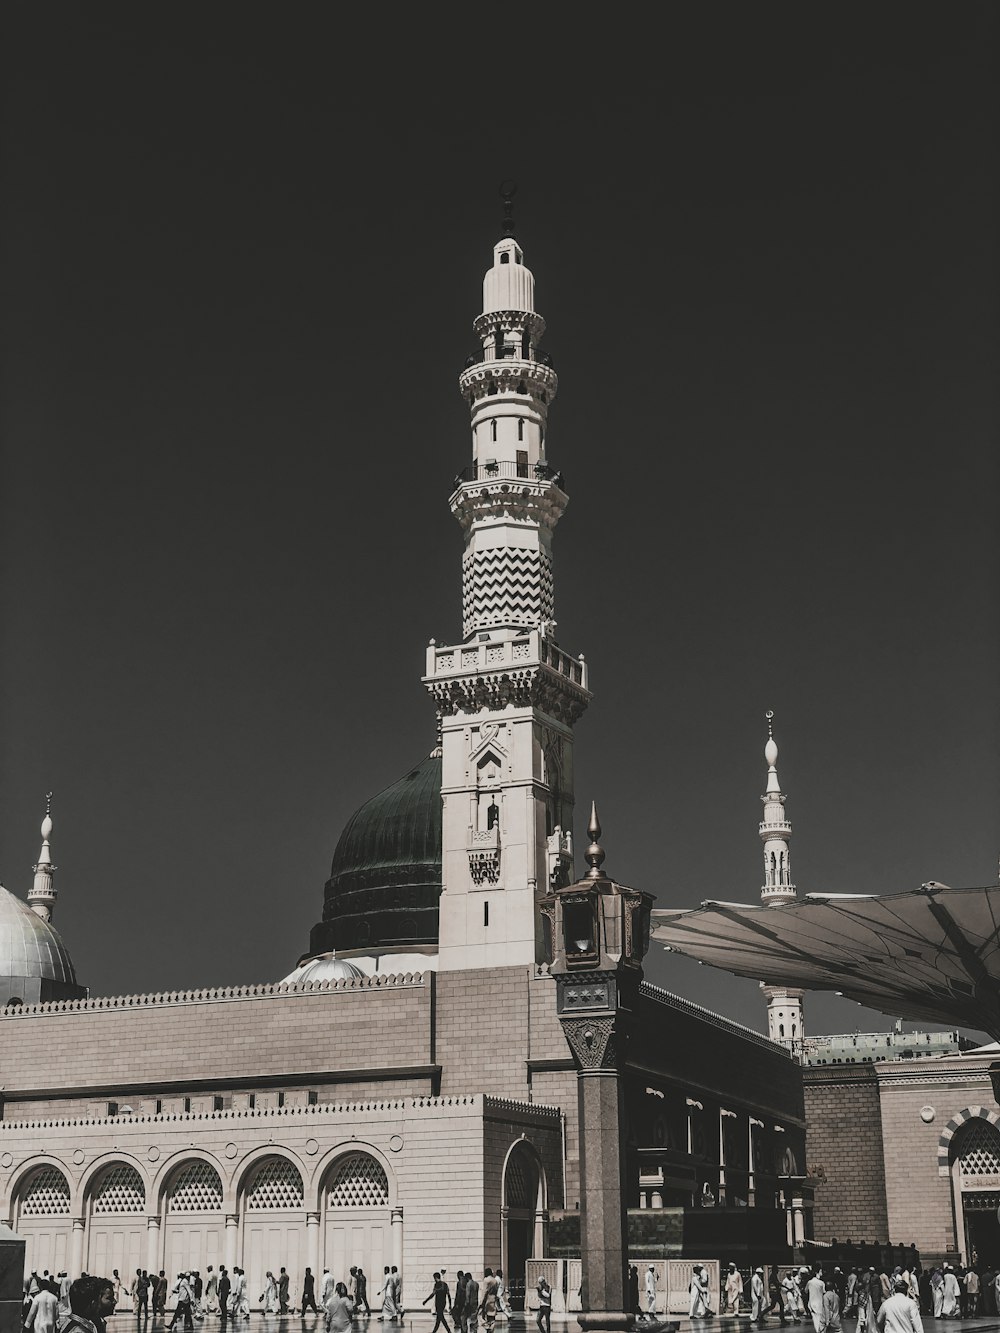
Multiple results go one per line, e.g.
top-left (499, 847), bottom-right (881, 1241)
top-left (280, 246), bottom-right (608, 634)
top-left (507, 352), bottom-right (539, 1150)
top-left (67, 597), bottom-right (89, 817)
top-left (0, 884), bottom-right (84, 1004)
top-left (281, 954), bottom-right (364, 985)
top-left (308, 753), bottom-right (442, 958)
top-left (765, 736), bottom-right (778, 767)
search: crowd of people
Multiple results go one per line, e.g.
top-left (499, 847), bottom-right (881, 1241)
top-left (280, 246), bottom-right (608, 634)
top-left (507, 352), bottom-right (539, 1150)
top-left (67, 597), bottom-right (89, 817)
top-left (21, 1265), bottom-right (517, 1333)
top-left (692, 1259), bottom-right (997, 1330)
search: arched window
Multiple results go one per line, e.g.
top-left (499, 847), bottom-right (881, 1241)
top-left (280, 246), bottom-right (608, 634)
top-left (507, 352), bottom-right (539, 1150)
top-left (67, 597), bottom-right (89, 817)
top-left (517, 419), bottom-right (524, 440)
top-left (327, 1153), bottom-right (389, 1209)
top-left (491, 420), bottom-right (497, 442)
top-left (168, 1162), bottom-right (224, 1213)
top-left (500, 253), bottom-right (509, 264)
top-left (91, 1164), bottom-right (145, 1213)
top-left (19, 1166), bottom-right (71, 1216)
top-left (245, 1158), bottom-right (304, 1210)
top-left (952, 1118), bottom-right (1000, 1175)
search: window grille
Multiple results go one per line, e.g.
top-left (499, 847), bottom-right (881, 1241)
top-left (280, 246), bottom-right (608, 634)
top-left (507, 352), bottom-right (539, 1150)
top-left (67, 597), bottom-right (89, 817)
top-left (168, 1162), bottom-right (224, 1213)
top-left (92, 1165), bottom-right (145, 1214)
top-left (245, 1158), bottom-right (304, 1211)
top-left (504, 1150), bottom-right (537, 1209)
top-left (327, 1153), bottom-right (389, 1209)
top-left (954, 1119), bottom-right (1000, 1175)
top-left (20, 1167), bottom-right (71, 1216)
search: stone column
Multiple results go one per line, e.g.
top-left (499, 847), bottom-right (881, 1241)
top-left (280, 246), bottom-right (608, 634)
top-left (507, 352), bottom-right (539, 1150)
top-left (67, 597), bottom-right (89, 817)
top-left (391, 1207), bottom-right (404, 1273)
top-left (70, 1217), bottom-right (86, 1278)
top-left (225, 1214), bottom-right (240, 1272)
top-left (559, 1006), bottom-right (631, 1332)
top-left (147, 1215), bottom-right (161, 1273)
top-left (306, 1213), bottom-right (321, 1282)
top-left (533, 1209), bottom-right (549, 1259)
top-left (792, 1197), bottom-right (806, 1247)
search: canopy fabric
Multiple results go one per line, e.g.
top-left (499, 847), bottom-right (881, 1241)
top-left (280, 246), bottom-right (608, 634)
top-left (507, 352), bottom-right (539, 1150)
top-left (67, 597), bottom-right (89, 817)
top-left (651, 883), bottom-right (1000, 1040)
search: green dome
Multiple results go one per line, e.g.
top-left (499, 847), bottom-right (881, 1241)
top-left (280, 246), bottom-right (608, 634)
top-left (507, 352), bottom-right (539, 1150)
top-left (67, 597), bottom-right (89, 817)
top-left (309, 753), bottom-right (442, 957)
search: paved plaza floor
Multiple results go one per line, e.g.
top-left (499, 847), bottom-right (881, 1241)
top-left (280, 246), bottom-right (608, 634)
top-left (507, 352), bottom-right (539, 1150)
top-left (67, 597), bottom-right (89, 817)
top-left (103, 1316), bottom-right (1000, 1333)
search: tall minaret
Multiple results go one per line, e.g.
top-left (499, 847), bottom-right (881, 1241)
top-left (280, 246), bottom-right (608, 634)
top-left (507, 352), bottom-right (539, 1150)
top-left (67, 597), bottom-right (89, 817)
top-left (757, 715), bottom-right (804, 1052)
top-left (759, 712), bottom-right (795, 904)
top-left (424, 190), bottom-right (591, 970)
top-left (27, 792), bottom-right (57, 922)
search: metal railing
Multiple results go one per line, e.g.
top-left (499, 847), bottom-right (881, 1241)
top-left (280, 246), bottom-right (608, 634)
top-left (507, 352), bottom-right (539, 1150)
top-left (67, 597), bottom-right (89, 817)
top-left (452, 461), bottom-right (565, 487)
top-left (462, 346), bottom-right (554, 369)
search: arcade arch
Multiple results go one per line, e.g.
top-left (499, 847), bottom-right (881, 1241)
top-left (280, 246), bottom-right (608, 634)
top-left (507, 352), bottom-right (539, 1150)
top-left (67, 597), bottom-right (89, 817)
top-left (162, 1160), bottom-right (225, 1282)
top-left (86, 1162), bottom-right (146, 1281)
top-left (12, 1163), bottom-right (71, 1278)
top-left (501, 1141), bottom-right (547, 1300)
top-left (239, 1155), bottom-right (304, 1311)
top-left (321, 1150), bottom-right (392, 1301)
top-left (950, 1114), bottom-right (1000, 1266)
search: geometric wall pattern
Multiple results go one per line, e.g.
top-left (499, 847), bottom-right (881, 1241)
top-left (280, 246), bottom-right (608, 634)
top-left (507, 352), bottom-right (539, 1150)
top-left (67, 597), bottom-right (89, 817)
top-left (19, 1167), bottom-right (71, 1216)
top-left (168, 1162), bottom-right (224, 1213)
top-left (462, 546), bottom-right (554, 636)
top-left (954, 1117), bottom-right (1000, 1176)
top-left (245, 1158), bottom-right (304, 1211)
top-left (326, 1153), bottom-right (389, 1209)
top-left (91, 1165), bottom-right (145, 1214)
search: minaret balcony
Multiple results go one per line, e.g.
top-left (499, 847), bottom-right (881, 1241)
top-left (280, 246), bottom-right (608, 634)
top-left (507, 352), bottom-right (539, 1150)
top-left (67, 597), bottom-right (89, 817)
top-left (453, 460), bottom-right (565, 487)
top-left (423, 628), bottom-right (591, 723)
top-left (467, 825), bottom-right (500, 853)
top-left (759, 821), bottom-right (793, 839)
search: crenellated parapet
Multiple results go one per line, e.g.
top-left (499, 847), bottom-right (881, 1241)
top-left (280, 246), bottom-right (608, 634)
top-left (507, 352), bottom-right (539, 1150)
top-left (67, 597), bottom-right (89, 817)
top-left (0, 970), bottom-right (428, 1019)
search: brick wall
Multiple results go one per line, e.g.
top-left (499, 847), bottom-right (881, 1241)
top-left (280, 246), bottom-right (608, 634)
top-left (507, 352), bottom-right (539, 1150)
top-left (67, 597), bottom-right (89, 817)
top-left (874, 1058), bottom-right (1000, 1264)
top-left (0, 978), bottom-right (433, 1104)
top-left (803, 1065), bottom-right (888, 1243)
top-left (436, 966), bottom-right (531, 1098)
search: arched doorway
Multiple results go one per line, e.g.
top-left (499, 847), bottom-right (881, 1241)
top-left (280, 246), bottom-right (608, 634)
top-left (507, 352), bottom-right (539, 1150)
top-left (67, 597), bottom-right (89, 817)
top-left (163, 1161), bottom-right (225, 1282)
top-left (240, 1157), bottom-right (304, 1310)
top-left (322, 1152), bottom-right (390, 1300)
top-left (87, 1163), bottom-right (146, 1281)
top-left (951, 1117), bottom-right (1000, 1265)
top-left (13, 1165), bottom-right (71, 1277)
top-left (502, 1143), bottom-right (545, 1310)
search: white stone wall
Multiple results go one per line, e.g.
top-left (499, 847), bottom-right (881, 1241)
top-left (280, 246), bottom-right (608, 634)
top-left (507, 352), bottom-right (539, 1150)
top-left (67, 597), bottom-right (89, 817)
top-left (1, 1094), bottom-right (562, 1297)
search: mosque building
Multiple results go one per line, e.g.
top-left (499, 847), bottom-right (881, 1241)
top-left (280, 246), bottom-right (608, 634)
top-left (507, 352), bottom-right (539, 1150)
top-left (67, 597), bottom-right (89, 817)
top-left (656, 722), bottom-right (1000, 1270)
top-left (1, 208), bottom-right (810, 1307)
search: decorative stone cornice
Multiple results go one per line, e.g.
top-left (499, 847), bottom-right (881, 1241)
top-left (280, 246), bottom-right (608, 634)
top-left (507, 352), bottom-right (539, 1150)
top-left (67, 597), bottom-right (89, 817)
top-left (426, 664), bottom-right (590, 724)
top-left (472, 310), bottom-right (547, 341)
top-left (0, 1093), bottom-right (561, 1135)
top-left (449, 477), bottom-right (568, 533)
top-left (0, 972), bottom-right (427, 1020)
top-left (459, 359), bottom-right (558, 404)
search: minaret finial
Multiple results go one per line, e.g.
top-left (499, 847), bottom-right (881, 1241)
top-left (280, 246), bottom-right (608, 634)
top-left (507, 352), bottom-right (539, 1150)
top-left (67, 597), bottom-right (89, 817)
top-left (28, 791), bottom-right (58, 922)
top-left (759, 715), bottom-right (796, 905)
top-left (585, 801), bottom-right (606, 879)
top-left (499, 179), bottom-right (517, 237)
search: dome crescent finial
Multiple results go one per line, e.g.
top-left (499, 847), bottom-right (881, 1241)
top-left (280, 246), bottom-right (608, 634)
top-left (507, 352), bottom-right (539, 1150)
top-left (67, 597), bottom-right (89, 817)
top-left (41, 791), bottom-right (53, 841)
top-left (499, 179), bottom-right (517, 237)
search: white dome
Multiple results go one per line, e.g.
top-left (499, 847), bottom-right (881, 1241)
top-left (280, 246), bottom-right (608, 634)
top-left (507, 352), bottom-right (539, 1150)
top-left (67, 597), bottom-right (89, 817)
top-left (280, 954), bottom-right (364, 985)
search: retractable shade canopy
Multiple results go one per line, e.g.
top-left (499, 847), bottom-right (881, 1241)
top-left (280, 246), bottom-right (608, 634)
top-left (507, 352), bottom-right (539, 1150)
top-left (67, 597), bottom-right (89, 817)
top-left (651, 883), bottom-right (1000, 1040)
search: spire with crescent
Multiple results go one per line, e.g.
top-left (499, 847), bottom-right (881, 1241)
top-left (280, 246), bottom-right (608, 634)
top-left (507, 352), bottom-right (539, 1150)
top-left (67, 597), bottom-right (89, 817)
top-left (759, 714), bottom-right (796, 904)
top-left (28, 792), bottom-right (58, 922)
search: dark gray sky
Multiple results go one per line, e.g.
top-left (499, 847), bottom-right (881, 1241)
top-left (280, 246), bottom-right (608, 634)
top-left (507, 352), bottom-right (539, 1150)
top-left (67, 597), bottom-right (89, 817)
top-left (2, 5), bottom-right (997, 1038)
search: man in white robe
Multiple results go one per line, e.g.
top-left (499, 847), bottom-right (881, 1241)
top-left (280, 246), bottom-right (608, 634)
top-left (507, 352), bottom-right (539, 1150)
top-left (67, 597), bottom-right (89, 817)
top-left (940, 1269), bottom-right (960, 1318)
